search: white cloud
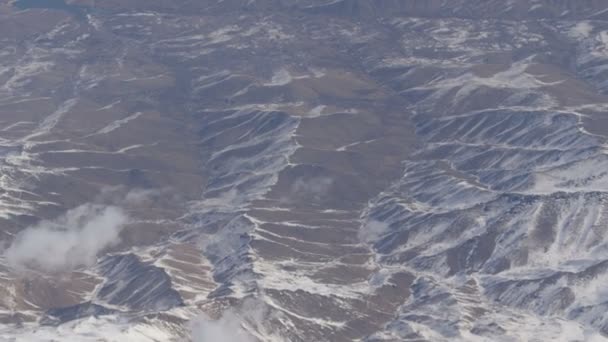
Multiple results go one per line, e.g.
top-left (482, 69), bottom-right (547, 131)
top-left (288, 176), bottom-right (333, 202)
top-left (358, 220), bottom-right (389, 243)
top-left (4, 203), bottom-right (128, 273)
top-left (191, 311), bottom-right (255, 342)
top-left (190, 299), bottom-right (282, 342)
top-left (97, 186), bottom-right (167, 206)
top-left (265, 68), bottom-right (292, 86)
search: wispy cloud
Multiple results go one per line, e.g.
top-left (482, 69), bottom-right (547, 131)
top-left (190, 299), bottom-right (283, 342)
top-left (191, 310), bottom-right (255, 342)
top-left (1, 187), bottom-right (165, 274)
top-left (5, 203), bottom-right (128, 273)
top-left (286, 176), bottom-right (333, 203)
top-left (358, 220), bottom-right (389, 243)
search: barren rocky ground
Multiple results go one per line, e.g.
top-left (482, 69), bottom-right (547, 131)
top-left (2, 0), bottom-right (608, 341)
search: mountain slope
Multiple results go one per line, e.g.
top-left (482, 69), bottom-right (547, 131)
top-left (2, 1), bottom-right (608, 341)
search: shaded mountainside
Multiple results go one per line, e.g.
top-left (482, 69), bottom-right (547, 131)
top-left (2, 0), bottom-right (608, 341)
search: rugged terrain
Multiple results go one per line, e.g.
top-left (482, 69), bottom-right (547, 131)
top-left (2, 0), bottom-right (608, 341)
